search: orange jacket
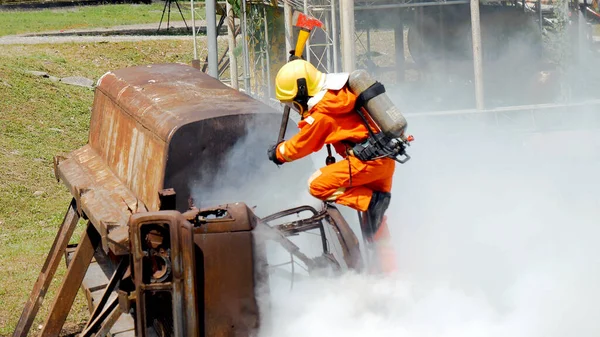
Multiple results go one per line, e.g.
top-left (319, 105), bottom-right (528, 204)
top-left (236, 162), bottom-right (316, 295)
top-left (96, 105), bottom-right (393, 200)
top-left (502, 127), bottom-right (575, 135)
top-left (276, 86), bottom-right (371, 163)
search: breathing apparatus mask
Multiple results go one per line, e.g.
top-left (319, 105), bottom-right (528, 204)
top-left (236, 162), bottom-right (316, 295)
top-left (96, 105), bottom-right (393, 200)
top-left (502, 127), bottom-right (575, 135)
top-left (284, 78), bottom-right (310, 119)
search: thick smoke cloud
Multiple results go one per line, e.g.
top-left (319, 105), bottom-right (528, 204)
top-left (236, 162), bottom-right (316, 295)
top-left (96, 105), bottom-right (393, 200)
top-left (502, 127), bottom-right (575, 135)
top-left (191, 9), bottom-right (600, 335)
top-left (255, 110), bottom-right (600, 337)
top-left (193, 106), bottom-right (600, 337)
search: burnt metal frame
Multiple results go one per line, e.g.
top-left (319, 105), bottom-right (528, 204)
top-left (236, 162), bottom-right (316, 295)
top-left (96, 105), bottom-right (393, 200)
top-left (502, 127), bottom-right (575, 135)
top-left (129, 211), bottom-right (199, 337)
top-left (262, 205), bottom-right (329, 254)
top-left (259, 203), bottom-right (364, 274)
top-left (39, 222), bottom-right (102, 337)
top-left (79, 257), bottom-right (129, 337)
top-left (13, 200), bottom-right (362, 337)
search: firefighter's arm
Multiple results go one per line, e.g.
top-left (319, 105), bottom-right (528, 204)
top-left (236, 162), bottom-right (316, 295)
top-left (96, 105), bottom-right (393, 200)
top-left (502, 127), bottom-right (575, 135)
top-left (275, 114), bottom-right (334, 163)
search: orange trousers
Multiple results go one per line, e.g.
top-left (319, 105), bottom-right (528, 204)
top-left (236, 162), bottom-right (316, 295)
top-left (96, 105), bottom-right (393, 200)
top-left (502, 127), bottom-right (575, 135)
top-left (308, 155), bottom-right (395, 212)
top-left (308, 156), bottom-right (398, 273)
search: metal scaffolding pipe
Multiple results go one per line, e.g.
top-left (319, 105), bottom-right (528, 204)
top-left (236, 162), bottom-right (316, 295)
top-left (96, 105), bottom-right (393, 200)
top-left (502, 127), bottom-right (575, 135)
top-left (227, 0), bottom-right (238, 89)
top-left (206, 0), bottom-right (219, 78)
top-left (264, 6), bottom-right (272, 97)
top-left (340, 0), bottom-right (355, 72)
top-left (304, 0), bottom-right (311, 62)
top-left (331, 0), bottom-right (339, 72)
top-left (537, 0), bottom-right (543, 32)
top-left (241, 0), bottom-right (251, 92)
top-left (191, 0), bottom-right (198, 61)
top-left (470, 0), bottom-right (484, 110)
top-left (284, 1), bottom-right (293, 53)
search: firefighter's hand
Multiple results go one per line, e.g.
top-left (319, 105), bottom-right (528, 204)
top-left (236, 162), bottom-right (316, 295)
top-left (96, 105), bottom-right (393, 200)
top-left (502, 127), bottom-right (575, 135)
top-left (267, 143), bottom-right (284, 165)
top-left (288, 50), bottom-right (305, 62)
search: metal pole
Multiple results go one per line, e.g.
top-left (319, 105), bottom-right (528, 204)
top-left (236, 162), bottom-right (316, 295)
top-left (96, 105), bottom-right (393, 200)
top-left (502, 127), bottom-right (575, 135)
top-left (227, 0), bottom-right (238, 89)
top-left (470, 0), bottom-right (484, 110)
top-left (264, 6), bottom-right (272, 97)
top-left (304, 0), bottom-right (311, 62)
top-left (191, 0), bottom-right (198, 61)
top-left (537, 0), bottom-right (543, 32)
top-left (260, 44), bottom-right (266, 99)
top-left (326, 14), bottom-right (332, 72)
top-left (206, 0), bottom-right (218, 78)
top-left (366, 25), bottom-right (371, 62)
top-left (241, 0), bottom-right (251, 92)
top-left (284, 0), bottom-right (293, 54)
top-left (331, 0), bottom-right (339, 72)
top-left (340, 0), bottom-right (355, 72)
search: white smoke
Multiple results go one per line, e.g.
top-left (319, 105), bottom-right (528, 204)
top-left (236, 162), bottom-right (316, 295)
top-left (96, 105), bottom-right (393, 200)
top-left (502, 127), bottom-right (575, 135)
top-left (255, 112), bottom-right (600, 337)
top-left (190, 17), bottom-right (600, 334)
top-left (188, 103), bottom-right (600, 337)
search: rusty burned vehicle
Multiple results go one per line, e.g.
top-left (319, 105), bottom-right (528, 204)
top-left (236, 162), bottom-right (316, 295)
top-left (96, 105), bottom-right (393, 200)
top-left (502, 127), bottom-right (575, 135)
top-left (12, 63), bottom-right (365, 337)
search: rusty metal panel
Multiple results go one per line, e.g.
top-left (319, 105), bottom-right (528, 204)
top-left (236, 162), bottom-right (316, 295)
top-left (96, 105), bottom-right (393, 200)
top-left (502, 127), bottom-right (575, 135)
top-left (95, 64), bottom-right (276, 142)
top-left (189, 203), bottom-right (258, 234)
top-left (89, 90), bottom-right (166, 211)
top-left (194, 231), bottom-right (260, 337)
top-left (179, 219), bottom-right (199, 337)
top-left (56, 144), bottom-right (142, 254)
top-left (90, 63), bottom-right (285, 212)
top-left (164, 113), bottom-right (289, 212)
top-left (129, 211), bottom-right (198, 337)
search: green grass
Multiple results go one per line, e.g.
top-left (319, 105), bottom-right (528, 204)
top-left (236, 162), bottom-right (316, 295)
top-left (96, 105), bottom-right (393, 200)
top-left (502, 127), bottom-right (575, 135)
top-left (0, 40), bottom-right (196, 336)
top-left (0, 3), bottom-right (195, 36)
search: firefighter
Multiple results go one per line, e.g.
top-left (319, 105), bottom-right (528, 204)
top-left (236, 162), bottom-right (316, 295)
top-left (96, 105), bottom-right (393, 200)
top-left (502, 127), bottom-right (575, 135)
top-left (267, 59), bottom-right (397, 272)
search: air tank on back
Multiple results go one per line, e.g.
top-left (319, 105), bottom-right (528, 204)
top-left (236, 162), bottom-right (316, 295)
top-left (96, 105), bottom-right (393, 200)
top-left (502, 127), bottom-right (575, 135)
top-left (348, 69), bottom-right (407, 139)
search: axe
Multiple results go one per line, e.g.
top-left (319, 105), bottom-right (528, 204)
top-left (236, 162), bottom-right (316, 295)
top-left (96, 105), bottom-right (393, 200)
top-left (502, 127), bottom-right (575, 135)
top-left (277, 11), bottom-right (325, 146)
top-left (291, 11), bottom-right (325, 59)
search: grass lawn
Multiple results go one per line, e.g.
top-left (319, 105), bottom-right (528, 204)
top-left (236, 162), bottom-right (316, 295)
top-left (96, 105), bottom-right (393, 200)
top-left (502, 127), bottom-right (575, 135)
top-left (0, 2), bottom-right (196, 36)
top-left (0, 40), bottom-right (196, 336)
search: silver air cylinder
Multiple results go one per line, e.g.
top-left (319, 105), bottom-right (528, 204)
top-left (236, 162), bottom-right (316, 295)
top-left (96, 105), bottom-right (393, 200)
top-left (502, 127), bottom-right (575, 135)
top-left (348, 69), bottom-right (407, 139)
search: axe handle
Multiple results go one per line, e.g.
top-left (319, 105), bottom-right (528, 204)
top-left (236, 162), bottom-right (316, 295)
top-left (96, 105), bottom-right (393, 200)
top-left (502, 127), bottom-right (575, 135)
top-left (278, 105), bottom-right (291, 143)
top-left (278, 25), bottom-right (311, 144)
top-left (295, 28), bottom-right (311, 57)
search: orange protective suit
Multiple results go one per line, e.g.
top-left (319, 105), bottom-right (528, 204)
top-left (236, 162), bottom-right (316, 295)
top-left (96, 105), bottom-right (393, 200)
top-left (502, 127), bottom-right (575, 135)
top-left (275, 86), bottom-right (396, 213)
top-left (275, 85), bottom-right (398, 273)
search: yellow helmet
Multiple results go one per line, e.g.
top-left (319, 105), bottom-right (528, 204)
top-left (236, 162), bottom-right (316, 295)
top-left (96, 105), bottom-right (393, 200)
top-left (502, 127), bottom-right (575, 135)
top-left (275, 60), bottom-right (324, 102)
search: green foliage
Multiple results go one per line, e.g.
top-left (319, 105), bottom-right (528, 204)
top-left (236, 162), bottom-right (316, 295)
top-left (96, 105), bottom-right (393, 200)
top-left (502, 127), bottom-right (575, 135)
top-left (227, 0), bottom-right (241, 17)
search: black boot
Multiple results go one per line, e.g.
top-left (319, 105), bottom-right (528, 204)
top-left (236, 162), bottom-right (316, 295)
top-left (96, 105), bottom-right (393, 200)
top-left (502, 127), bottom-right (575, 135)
top-left (361, 191), bottom-right (391, 241)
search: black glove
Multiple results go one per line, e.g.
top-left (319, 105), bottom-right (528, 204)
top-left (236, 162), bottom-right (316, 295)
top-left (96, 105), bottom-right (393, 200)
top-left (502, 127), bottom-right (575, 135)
top-left (288, 50), bottom-right (305, 62)
top-left (267, 142), bottom-right (284, 165)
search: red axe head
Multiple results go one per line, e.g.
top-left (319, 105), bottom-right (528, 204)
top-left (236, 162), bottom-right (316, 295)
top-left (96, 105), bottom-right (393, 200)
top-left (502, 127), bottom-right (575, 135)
top-left (292, 11), bottom-right (325, 31)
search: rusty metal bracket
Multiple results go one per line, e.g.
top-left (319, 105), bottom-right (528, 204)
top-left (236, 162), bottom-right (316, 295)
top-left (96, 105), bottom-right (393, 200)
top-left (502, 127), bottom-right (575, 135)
top-left (158, 188), bottom-right (177, 211)
top-left (74, 186), bottom-right (90, 220)
top-left (117, 289), bottom-right (134, 313)
top-left (12, 199), bottom-right (80, 337)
